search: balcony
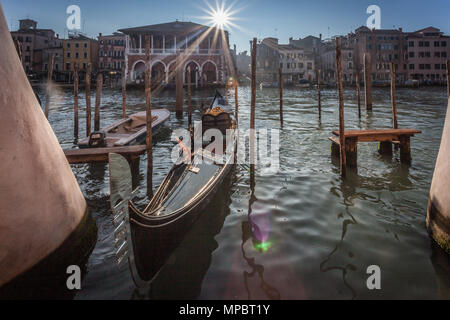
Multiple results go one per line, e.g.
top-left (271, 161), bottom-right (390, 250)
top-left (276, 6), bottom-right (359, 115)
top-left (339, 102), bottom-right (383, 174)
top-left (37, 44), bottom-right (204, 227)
top-left (127, 48), bottom-right (223, 56)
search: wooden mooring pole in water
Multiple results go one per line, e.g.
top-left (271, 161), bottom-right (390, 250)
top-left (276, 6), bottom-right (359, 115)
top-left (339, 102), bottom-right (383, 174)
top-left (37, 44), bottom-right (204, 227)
top-left (447, 60), bottom-right (450, 98)
top-left (234, 80), bottom-right (239, 125)
top-left (187, 67), bottom-right (192, 129)
top-left (176, 53), bottom-right (184, 118)
top-left (121, 64), bottom-right (127, 118)
top-left (391, 62), bottom-right (398, 129)
top-left (94, 73), bottom-right (103, 131)
top-left (74, 63), bottom-right (79, 138)
top-left (145, 35), bottom-right (153, 198)
top-left (364, 53), bottom-right (373, 111)
top-left (250, 37), bottom-right (257, 188)
top-left (356, 71), bottom-right (361, 119)
top-left (85, 63), bottom-right (92, 137)
top-left (336, 38), bottom-right (347, 178)
top-left (279, 67), bottom-right (283, 126)
top-left (317, 69), bottom-right (322, 121)
top-left (44, 53), bottom-right (54, 119)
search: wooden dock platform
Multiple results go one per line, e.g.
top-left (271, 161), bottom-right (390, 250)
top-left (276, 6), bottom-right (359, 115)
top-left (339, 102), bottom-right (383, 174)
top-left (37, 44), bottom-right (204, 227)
top-left (329, 128), bottom-right (422, 166)
top-left (64, 145), bottom-right (147, 164)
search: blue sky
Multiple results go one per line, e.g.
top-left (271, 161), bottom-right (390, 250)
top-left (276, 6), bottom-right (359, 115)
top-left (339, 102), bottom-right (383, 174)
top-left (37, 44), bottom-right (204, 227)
top-left (2, 0), bottom-right (450, 52)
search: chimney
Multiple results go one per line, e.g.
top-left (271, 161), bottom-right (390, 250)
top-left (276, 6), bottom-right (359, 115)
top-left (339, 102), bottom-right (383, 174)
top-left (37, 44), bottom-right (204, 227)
top-left (99, 33), bottom-right (102, 39)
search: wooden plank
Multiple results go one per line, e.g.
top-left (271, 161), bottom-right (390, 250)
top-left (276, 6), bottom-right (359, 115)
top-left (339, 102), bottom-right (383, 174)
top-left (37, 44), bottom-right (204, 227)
top-left (332, 129), bottom-right (422, 137)
top-left (65, 145), bottom-right (146, 164)
top-left (328, 136), bottom-right (340, 145)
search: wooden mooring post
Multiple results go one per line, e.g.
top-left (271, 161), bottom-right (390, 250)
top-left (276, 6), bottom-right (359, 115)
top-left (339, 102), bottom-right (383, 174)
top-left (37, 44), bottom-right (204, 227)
top-left (250, 37), bottom-right (257, 188)
top-left (74, 63), bottom-right (79, 138)
top-left (447, 60), bottom-right (450, 98)
top-left (391, 63), bottom-right (398, 129)
top-left (234, 80), bottom-right (239, 125)
top-left (187, 67), bottom-right (192, 129)
top-left (44, 54), bottom-right (54, 119)
top-left (356, 71), bottom-right (361, 119)
top-left (364, 53), bottom-right (373, 111)
top-left (279, 68), bottom-right (283, 126)
top-left (336, 38), bottom-right (347, 177)
top-left (85, 63), bottom-right (92, 137)
top-left (145, 35), bottom-right (153, 198)
top-left (317, 69), bottom-right (322, 121)
top-left (121, 64), bottom-right (127, 118)
top-left (94, 73), bottom-right (103, 131)
top-left (176, 53), bottom-right (184, 118)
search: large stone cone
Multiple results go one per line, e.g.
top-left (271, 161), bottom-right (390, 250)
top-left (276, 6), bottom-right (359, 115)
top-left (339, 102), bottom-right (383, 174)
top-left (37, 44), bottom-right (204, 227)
top-left (427, 98), bottom-right (450, 253)
top-left (0, 4), bottom-right (91, 289)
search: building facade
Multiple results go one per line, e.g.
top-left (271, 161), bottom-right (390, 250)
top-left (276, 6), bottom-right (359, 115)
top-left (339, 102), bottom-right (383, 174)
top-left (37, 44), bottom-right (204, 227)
top-left (348, 26), bottom-right (408, 83)
top-left (120, 21), bottom-right (231, 86)
top-left (321, 37), bottom-right (354, 84)
top-left (10, 19), bottom-right (61, 74)
top-left (62, 34), bottom-right (99, 73)
top-left (254, 38), bottom-right (280, 85)
top-left (406, 27), bottom-right (449, 84)
top-left (279, 44), bottom-right (315, 83)
top-left (98, 32), bottom-right (126, 73)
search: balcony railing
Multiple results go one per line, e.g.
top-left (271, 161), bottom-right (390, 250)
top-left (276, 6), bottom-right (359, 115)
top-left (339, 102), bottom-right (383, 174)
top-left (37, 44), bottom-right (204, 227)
top-left (127, 48), bottom-right (223, 56)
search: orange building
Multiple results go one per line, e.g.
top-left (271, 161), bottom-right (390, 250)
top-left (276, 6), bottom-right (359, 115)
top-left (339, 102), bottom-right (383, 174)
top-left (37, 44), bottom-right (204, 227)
top-left (63, 34), bottom-right (98, 72)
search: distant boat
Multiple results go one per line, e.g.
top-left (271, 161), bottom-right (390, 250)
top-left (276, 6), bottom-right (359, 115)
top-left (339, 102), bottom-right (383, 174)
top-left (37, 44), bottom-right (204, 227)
top-left (109, 91), bottom-right (237, 285)
top-left (78, 109), bottom-right (170, 149)
top-left (296, 79), bottom-right (311, 88)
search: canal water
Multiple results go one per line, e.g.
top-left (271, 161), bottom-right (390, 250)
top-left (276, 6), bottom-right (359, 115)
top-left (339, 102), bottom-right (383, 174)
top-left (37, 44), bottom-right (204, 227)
top-left (41, 84), bottom-right (449, 300)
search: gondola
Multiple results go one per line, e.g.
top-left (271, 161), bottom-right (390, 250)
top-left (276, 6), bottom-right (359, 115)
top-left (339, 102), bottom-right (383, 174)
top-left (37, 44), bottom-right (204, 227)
top-left (109, 91), bottom-right (237, 286)
top-left (78, 109), bottom-right (170, 149)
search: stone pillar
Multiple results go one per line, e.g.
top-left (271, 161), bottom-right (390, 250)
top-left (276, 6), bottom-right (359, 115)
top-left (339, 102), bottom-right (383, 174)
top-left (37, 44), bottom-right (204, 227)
top-left (427, 98), bottom-right (450, 253)
top-left (0, 4), bottom-right (95, 291)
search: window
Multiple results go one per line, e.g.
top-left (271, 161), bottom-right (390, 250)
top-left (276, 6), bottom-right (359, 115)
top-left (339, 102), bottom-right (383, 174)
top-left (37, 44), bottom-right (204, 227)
top-left (84, 52), bottom-right (88, 58)
top-left (434, 41), bottom-right (440, 47)
top-left (409, 52), bottom-right (414, 58)
top-left (424, 41), bottom-right (430, 47)
top-left (435, 52), bottom-right (441, 58)
top-left (55, 64), bottom-right (59, 71)
top-left (67, 52), bottom-right (71, 58)
top-left (66, 62), bottom-right (70, 70)
top-left (75, 43), bottom-right (79, 48)
top-left (75, 52), bottom-right (79, 58)
top-left (24, 55), bottom-right (30, 62)
top-left (83, 63), bottom-right (86, 69)
top-left (348, 62), bottom-right (353, 69)
top-left (443, 64), bottom-right (446, 70)
top-left (425, 64), bottom-right (431, 70)
top-left (419, 41), bottom-right (424, 47)
top-left (425, 52), bottom-right (430, 57)
top-left (67, 43), bottom-right (71, 48)
top-left (419, 52), bottom-right (424, 58)
top-left (84, 43), bottom-right (87, 48)
top-left (419, 64), bottom-right (424, 70)
top-left (435, 64), bottom-right (440, 70)
top-left (442, 41), bottom-right (447, 47)
top-left (442, 52), bottom-right (447, 58)
top-left (409, 41), bottom-right (414, 47)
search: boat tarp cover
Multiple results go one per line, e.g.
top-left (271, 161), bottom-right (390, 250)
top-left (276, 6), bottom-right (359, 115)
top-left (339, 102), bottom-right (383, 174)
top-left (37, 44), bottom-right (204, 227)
top-left (153, 156), bottom-right (222, 216)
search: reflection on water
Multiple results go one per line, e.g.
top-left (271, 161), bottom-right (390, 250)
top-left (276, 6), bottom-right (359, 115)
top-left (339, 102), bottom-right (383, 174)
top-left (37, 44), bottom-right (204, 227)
top-left (34, 85), bottom-right (450, 300)
top-left (241, 176), bottom-right (281, 300)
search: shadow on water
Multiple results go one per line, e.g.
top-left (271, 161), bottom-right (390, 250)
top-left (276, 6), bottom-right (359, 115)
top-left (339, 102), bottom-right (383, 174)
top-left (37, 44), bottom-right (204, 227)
top-left (130, 170), bottom-right (237, 300)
